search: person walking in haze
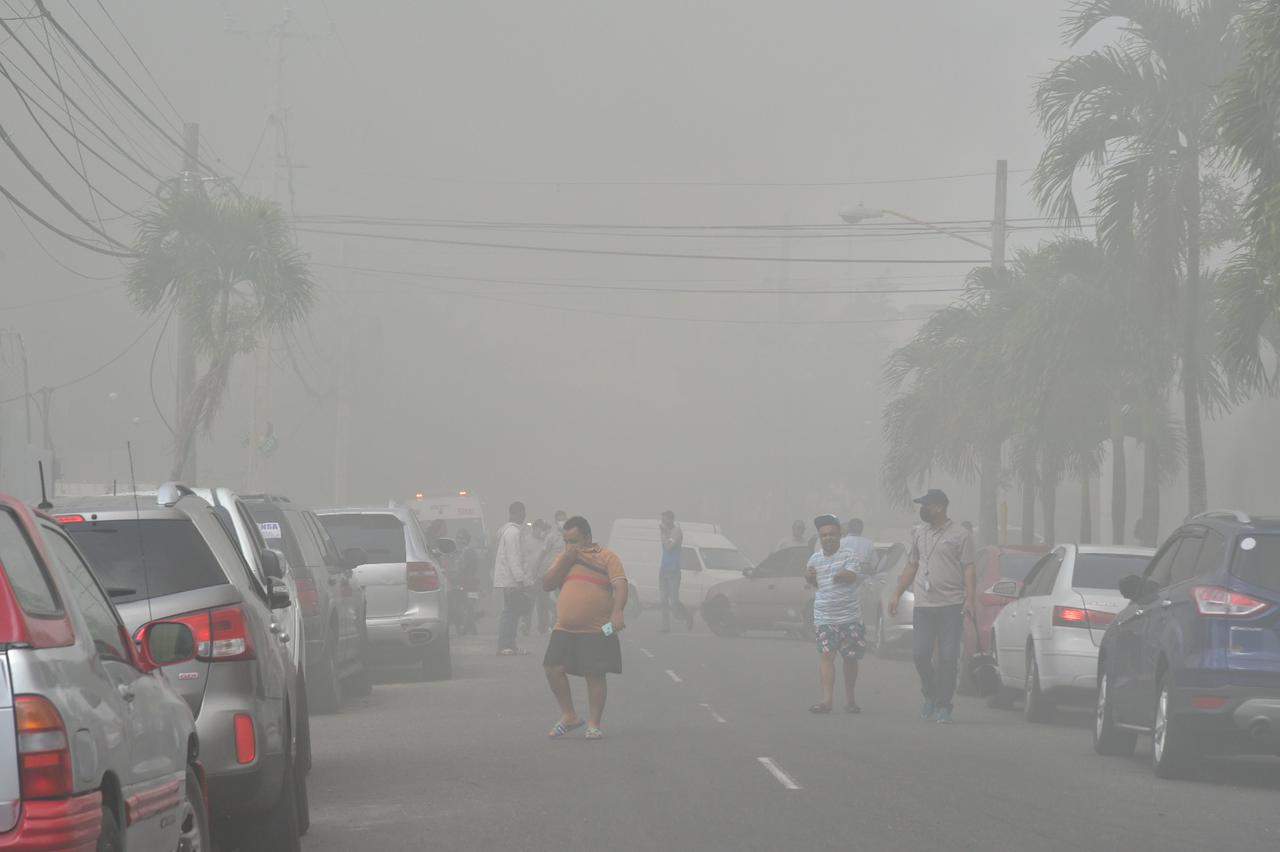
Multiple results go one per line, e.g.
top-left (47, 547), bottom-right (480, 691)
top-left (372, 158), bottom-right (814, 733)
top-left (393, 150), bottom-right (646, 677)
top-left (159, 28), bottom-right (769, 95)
top-left (494, 501), bottom-right (534, 655)
top-left (805, 515), bottom-right (871, 714)
top-left (658, 510), bottom-right (690, 632)
top-left (542, 516), bottom-right (628, 740)
top-left (888, 490), bottom-right (977, 724)
top-left (841, 518), bottom-right (875, 568)
top-left (777, 519), bottom-right (809, 553)
top-left (530, 519), bottom-right (558, 634)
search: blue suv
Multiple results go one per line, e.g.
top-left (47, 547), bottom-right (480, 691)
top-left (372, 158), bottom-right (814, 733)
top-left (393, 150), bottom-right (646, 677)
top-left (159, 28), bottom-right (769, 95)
top-left (1094, 511), bottom-right (1280, 778)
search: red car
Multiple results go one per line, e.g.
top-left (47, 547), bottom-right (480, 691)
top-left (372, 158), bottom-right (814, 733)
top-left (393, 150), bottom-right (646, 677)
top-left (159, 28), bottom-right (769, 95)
top-left (960, 545), bottom-right (1050, 693)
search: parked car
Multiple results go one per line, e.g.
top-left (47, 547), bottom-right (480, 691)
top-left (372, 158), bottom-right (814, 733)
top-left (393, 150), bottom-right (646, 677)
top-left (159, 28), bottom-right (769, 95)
top-left (859, 542), bottom-right (911, 654)
top-left (990, 544), bottom-right (1154, 721)
top-left (0, 493), bottom-right (209, 850)
top-left (959, 545), bottom-right (1050, 693)
top-left (316, 506), bottom-right (453, 680)
top-left (608, 518), bottom-right (751, 621)
top-left (56, 485), bottom-right (309, 850)
top-left (1095, 511), bottom-right (1280, 777)
top-left (702, 546), bottom-right (813, 637)
top-left (244, 494), bottom-right (370, 712)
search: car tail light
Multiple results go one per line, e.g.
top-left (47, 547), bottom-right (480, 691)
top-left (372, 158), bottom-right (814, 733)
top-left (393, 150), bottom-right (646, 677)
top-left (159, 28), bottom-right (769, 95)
top-left (53, 514), bottom-right (84, 525)
top-left (14, 696), bottom-right (73, 799)
top-left (1191, 695), bottom-right (1229, 710)
top-left (233, 714), bottom-right (256, 764)
top-left (1053, 606), bottom-right (1115, 628)
top-left (406, 561), bottom-right (440, 592)
top-left (136, 605), bottom-right (254, 662)
top-left (1192, 586), bottom-right (1269, 617)
top-left (294, 577), bottom-right (319, 616)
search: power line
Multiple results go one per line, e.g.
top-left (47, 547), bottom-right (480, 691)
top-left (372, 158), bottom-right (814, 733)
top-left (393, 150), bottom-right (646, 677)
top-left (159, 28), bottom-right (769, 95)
top-left (0, 179), bottom-right (133, 256)
top-left (2, 193), bottom-right (120, 278)
top-left (297, 227), bottom-right (987, 264)
top-left (0, 312), bottom-right (161, 405)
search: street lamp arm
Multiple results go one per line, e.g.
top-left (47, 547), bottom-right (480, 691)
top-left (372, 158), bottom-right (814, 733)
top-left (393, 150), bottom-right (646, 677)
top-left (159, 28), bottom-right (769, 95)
top-left (879, 209), bottom-right (992, 253)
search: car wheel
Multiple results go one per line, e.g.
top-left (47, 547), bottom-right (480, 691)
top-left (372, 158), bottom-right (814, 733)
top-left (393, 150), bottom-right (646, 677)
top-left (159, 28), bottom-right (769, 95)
top-left (987, 633), bottom-right (1018, 709)
top-left (1152, 675), bottom-right (1199, 778)
top-left (177, 764), bottom-right (211, 852)
top-left (295, 675), bottom-right (312, 777)
top-left (1093, 672), bottom-right (1137, 756)
top-left (1024, 648), bottom-right (1054, 723)
top-left (242, 737), bottom-right (301, 852)
top-left (308, 633), bottom-right (343, 715)
top-left (421, 631), bottom-right (452, 681)
top-left (96, 803), bottom-right (123, 852)
top-left (345, 626), bottom-right (374, 697)
top-left (703, 597), bottom-right (739, 637)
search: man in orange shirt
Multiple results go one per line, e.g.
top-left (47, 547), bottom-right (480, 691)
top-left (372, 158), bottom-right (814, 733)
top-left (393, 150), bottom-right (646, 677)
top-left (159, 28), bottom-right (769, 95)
top-left (542, 515), bottom-right (628, 740)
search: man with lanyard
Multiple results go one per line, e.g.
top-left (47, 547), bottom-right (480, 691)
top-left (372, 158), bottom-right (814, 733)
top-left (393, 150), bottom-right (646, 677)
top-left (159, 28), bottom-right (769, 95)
top-left (805, 514), bottom-right (871, 714)
top-left (889, 489), bottom-right (977, 724)
top-left (658, 510), bottom-right (691, 632)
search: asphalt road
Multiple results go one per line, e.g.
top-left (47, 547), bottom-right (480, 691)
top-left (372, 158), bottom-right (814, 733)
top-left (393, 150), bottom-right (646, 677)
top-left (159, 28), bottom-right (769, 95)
top-left (303, 611), bottom-right (1280, 852)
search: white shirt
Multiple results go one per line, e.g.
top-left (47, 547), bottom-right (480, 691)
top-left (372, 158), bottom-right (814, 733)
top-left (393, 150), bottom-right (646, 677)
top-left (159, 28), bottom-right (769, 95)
top-left (492, 522), bottom-right (531, 588)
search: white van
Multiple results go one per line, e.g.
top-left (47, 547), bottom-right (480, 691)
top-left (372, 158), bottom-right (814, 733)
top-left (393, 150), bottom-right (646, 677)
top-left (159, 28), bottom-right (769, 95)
top-left (607, 518), bottom-right (753, 614)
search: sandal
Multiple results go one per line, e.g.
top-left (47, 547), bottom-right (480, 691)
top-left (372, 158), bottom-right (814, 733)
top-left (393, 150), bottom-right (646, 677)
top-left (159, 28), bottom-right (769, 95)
top-left (548, 719), bottom-right (585, 739)
top-left (584, 727), bottom-right (604, 740)
top-left (808, 703), bottom-right (832, 714)
top-left (844, 703), bottom-right (862, 714)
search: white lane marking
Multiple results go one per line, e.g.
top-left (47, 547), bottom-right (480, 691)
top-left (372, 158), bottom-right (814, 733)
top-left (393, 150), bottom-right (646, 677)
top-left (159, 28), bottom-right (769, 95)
top-left (757, 757), bottom-right (802, 790)
top-left (699, 703), bottom-right (727, 723)
top-left (640, 648), bottom-right (655, 658)
top-left (665, 669), bottom-right (683, 683)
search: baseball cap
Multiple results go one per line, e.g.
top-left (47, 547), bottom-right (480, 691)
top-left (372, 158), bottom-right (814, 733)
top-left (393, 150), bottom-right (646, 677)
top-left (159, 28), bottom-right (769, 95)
top-left (912, 489), bottom-right (949, 506)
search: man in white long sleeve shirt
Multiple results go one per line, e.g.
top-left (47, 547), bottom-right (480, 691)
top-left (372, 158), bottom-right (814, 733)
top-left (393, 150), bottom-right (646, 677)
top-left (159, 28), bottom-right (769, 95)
top-left (494, 501), bottom-right (533, 654)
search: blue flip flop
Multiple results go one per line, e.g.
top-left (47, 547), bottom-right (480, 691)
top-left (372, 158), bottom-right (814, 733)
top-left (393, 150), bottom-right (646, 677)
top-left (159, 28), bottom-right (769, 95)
top-left (548, 719), bottom-right (585, 739)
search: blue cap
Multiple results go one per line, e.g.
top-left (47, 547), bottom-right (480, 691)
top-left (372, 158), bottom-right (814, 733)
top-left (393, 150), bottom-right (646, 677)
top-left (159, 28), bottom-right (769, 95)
top-left (813, 514), bottom-right (841, 531)
top-left (912, 489), bottom-right (949, 506)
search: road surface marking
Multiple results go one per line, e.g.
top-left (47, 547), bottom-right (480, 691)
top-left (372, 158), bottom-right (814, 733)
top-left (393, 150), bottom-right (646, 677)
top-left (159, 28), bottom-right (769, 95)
top-left (757, 757), bottom-right (802, 790)
top-left (665, 669), bottom-right (683, 683)
top-left (699, 703), bottom-right (727, 723)
top-left (640, 648), bottom-right (655, 658)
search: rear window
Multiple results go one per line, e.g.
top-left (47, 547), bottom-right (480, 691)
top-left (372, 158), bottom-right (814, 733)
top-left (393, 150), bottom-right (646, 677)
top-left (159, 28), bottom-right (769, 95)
top-left (244, 503), bottom-right (305, 570)
top-left (0, 509), bottom-right (62, 617)
top-left (62, 519), bottom-right (227, 603)
top-left (700, 547), bottom-right (752, 572)
top-left (319, 514), bottom-right (407, 563)
top-left (1232, 535), bottom-right (1280, 594)
top-left (1072, 554), bottom-right (1153, 591)
top-left (998, 553), bottom-right (1043, 582)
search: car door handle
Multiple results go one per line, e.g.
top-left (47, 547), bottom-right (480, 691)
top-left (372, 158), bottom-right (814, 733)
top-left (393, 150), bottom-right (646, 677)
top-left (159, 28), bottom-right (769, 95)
top-left (1159, 599), bottom-right (1173, 609)
top-left (116, 684), bottom-right (135, 703)
top-left (270, 624), bottom-right (281, 633)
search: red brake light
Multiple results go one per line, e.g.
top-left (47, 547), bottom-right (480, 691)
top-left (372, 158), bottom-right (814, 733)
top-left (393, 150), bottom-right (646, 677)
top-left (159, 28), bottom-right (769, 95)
top-left (1053, 606), bottom-right (1114, 628)
top-left (295, 577), bottom-right (319, 616)
top-left (15, 695), bottom-right (73, 799)
top-left (135, 605), bottom-right (254, 662)
top-left (234, 714), bottom-right (256, 764)
top-left (1192, 586), bottom-right (1269, 617)
top-left (406, 561), bottom-right (440, 592)
top-left (53, 515), bottom-right (85, 525)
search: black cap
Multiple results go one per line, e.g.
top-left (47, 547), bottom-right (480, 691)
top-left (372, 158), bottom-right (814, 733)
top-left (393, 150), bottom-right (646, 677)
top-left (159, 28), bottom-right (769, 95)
top-left (912, 489), bottom-right (949, 506)
top-left (814, 514), bottom-right (841, 531)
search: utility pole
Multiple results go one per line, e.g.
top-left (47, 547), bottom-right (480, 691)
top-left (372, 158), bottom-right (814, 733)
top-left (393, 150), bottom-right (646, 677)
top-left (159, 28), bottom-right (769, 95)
top-left (978, 160), bottom-right (1008, 547)
top-left (174, 122), bottom-right (200, 482)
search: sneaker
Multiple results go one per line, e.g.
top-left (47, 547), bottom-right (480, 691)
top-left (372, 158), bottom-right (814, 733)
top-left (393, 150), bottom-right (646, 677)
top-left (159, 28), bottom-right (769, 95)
top-left (935, 707), bottom-right (954, 724)
top-left (920, 700), bottom-right (936, 721)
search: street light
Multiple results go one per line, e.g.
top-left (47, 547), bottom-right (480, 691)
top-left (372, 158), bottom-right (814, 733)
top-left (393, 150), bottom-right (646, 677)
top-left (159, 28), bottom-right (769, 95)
top-left (839, 204), bottom-right (992, 252)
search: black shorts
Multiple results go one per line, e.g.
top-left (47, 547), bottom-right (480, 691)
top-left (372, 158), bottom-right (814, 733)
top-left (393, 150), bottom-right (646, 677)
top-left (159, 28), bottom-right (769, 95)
top-left (543, 629), bottom-right (622, 677)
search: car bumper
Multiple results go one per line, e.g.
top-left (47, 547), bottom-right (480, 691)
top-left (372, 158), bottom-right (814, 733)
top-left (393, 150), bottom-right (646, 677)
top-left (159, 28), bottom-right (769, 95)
top-left (0, 792), bottom-right (100, 851)
top-left (366, 615), bottom-right (446, 663)
top-left (1171, 683), bottom-right (1280, 750)
top-left (1039, 646), bottom-right (1101, 695)
top-left (196, 662), bottom-right (288, 819)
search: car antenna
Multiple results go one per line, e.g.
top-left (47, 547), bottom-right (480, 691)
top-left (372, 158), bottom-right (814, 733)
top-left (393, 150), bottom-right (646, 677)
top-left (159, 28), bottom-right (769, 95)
top-left (36, 460), bottom-right (53, 510)
top-left (126, 441), bottom-right (154, 625)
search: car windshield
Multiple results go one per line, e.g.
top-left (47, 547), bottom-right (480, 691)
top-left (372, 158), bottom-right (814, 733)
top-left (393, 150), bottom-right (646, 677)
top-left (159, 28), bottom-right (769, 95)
top-left (700, 547), bottom-right (752, 572)
top-left (1072, 554), bottom-right (1153, 591)
top-left (63, 519), bottom-right (227, 603)
top-left (319, 514), bottom-right (407, 563)
top-left (998, 553), bottom-right (1043, 582)
top-left (1231, 534), bottom-right (1280, 593)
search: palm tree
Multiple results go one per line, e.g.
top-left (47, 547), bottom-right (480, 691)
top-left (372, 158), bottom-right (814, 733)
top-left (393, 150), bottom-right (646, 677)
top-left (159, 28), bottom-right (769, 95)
top-left (128, 187), bottom-right (315, 480)
top-left (1032, 0), bottom-right (1243, 517)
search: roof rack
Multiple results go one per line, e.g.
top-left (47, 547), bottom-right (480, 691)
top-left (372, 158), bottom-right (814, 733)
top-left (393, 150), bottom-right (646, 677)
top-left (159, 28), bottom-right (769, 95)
top-left (1191, 510), bottom-right (1252, 524)
top-left (156, 481), bottom-right (198, 507)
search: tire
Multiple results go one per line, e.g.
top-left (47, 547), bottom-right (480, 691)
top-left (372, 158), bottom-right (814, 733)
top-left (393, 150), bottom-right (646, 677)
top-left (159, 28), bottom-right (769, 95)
top-left (1093, 672), bottom-right (1137, 756)
top-left (178, 764), bottom-right (211, 852)
top-left (1024, 648), bottom-right (1055, 723)
top-left (295, 677), bottom-right (312, 777)
top-left (294, 759), bottom-right (310, 837)
top-left (703, 598), bottom-right (739, 637)
top-left (1152, 675), bottom-right (1199, 779)
top-left (242, 740), bottom-right (301, 852)
top-left (421, 631), bottom-right (452, 681)
top-left (96, 803), bottom-right (122, 852)
top-left (308, 633), bottom-right (343, 715)
top-left (345, 627), bottom-right (374, 697)
top-left (987, 633), bottom-right (1018, 709)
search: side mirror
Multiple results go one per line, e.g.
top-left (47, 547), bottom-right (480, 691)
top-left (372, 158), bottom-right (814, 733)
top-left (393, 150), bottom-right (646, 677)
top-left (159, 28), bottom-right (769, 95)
top-left (267, 578), bottom-right (292, 611)
top-left (981, 578), bottom-right (1020, 606)
top-left (1118, 574), bottom-right (1150, 602)
top-left (342, 547), bottom-right (369, 571)
top-left (138, 622), bottom-right (196, 669)
top-left (742, 567), bottom-right (754, 578)
top-left (434, 537), bottom-right (457, 555)
top-left (260, 548), bottom-right (284, 580)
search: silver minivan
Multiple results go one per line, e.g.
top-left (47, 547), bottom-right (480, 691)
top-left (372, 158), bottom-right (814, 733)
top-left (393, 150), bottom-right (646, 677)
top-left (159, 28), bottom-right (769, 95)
top-left (317, 506), bottom-right (453, 680)
top-left (57, 486), bottom-right (309, 851)
top-left (0, 493), bottom-right (208, 850)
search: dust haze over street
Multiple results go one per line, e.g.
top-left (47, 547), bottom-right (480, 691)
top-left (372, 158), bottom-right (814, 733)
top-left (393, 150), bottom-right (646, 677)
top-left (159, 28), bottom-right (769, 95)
top-left (3, 1), bottom-right (1280, 851)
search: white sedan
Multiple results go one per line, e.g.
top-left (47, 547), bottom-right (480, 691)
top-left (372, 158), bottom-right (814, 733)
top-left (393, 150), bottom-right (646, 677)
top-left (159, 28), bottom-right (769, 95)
top-left (990, 544), bottom-right (1154, 722)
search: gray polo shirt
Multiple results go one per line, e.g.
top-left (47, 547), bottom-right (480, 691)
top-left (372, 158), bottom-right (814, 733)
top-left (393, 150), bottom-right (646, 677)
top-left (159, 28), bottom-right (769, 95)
top-left (907, 520), bottom-right (976, 608)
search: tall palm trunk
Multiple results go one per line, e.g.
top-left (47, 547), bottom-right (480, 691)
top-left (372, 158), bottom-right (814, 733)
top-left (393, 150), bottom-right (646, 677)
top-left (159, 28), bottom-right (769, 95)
top-left (1181, 149), bottom-right (1208, 516)
top-left (979, 439), bottom-right (1001, 547)
top-left (1041, 476), bottom-right (1058, 546)
top-left (1110, 405), bottom-right (1126, 545)
top-left (1140, 410), bottom-right (1161, 547)
top-left (1080, 474), bottom-right (1092, 544)
top-left (1021, 463), bottom-right (1037, 546)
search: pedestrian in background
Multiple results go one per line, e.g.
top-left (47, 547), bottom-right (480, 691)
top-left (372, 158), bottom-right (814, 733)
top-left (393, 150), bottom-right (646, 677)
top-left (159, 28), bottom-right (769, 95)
top-left (494, 501), bottom-right (534, 655)
top-left (542, 516), bottom-right (628, 741)
top-left (530, 519), bottom-right (558, 634)
top-left (805, 515), bottom-right (871, 714)
top-left (841, 517), bottom-right (875, 568)
top-left (659, 509), bottom-right (691, 632)
top-left (777, 519), bottom-right (808, 553)
top-left (888, 490), bottom-right (976, 724)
